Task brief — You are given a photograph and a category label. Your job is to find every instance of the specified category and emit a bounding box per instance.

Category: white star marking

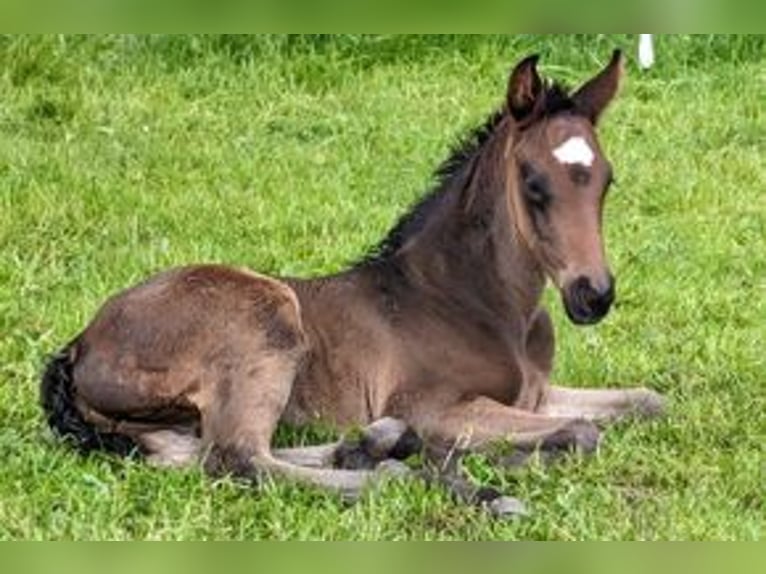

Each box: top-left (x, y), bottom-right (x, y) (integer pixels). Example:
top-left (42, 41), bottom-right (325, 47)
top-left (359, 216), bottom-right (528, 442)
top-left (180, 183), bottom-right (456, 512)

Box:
top-left (552, 136), bottom-right (595, 167)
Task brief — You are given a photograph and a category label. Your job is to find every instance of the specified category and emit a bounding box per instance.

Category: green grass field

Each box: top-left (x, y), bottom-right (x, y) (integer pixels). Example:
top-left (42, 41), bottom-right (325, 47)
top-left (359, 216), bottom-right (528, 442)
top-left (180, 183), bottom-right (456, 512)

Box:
top-left (0, 35), bottom-right (763, 540)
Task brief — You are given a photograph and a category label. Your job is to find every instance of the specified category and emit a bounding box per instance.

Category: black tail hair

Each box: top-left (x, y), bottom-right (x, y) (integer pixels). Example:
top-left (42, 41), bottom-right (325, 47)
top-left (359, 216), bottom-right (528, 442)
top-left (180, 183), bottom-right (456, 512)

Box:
top-left (40, 343), bottom-right (139, 457)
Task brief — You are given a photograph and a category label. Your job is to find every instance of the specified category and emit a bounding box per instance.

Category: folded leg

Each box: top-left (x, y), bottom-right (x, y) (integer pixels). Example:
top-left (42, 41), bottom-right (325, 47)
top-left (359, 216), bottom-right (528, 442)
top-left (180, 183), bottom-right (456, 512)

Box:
top-left (539, 386), bottom-right (665, 422)
top-left (201, 353), bottom-right (380, 499)
top-left (414, 395), bottom-right (600, 455)
top-left (273, 417), bottom-right (422, 469)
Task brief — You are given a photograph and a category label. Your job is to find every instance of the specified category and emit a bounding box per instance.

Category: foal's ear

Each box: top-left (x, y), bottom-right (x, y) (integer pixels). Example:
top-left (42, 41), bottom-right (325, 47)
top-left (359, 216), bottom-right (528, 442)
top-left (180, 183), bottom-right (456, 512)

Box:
top-left (507, 54), bottom-right (543, 123)
top-left (572, 49), bottom-right (624, 125)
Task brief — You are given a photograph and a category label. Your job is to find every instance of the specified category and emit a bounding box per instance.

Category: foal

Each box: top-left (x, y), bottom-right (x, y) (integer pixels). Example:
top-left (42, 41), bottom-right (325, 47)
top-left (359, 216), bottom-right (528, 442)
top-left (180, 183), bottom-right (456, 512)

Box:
top-left (41, 50), bottom-right (663, 499)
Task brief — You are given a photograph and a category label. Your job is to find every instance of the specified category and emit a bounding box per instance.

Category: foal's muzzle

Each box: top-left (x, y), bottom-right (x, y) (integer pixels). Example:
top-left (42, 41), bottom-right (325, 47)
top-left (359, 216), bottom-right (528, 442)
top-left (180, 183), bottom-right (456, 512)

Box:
top-left (563, 274), bottom-right (615, 325)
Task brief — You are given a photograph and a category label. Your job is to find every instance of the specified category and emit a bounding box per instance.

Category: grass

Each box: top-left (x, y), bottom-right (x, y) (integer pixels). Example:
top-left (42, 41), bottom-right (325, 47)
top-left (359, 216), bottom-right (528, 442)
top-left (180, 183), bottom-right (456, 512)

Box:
top-left (0, 34), bottom-right (763, 540)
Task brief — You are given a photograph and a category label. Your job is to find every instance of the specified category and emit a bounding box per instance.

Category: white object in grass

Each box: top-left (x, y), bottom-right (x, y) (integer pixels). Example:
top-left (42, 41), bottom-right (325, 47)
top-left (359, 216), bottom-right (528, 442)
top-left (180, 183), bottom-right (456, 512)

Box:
top-left (639, 34), bottom-right (655, 70)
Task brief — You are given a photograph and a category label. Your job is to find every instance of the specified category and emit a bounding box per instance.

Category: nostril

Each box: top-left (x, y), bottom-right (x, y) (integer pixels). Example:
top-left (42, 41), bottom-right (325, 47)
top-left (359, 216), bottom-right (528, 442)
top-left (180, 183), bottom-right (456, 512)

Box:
top-left (583, 284), bottom-right (602, 309)
top-left (571, 276), bottom-right (615, 314)
top-left (570, 277), bottom-right (595, 308)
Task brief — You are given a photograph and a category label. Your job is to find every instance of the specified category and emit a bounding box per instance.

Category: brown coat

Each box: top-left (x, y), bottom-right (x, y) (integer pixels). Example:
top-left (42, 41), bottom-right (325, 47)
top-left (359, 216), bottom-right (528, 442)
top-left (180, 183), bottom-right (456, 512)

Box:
top-left (41, 50), bottom-right (663, 500)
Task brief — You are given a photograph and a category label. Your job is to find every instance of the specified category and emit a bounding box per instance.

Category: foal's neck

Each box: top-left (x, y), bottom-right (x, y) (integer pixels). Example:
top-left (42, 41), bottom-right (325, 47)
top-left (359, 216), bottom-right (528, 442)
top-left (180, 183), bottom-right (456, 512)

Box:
top-left (381, 115), bottom-right (547, 324)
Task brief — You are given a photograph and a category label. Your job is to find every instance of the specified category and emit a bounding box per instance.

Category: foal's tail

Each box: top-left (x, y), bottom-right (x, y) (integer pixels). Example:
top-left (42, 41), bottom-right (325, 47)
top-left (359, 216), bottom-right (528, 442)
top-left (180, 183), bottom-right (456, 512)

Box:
top-left (40, 342), bottom-right (138, 457)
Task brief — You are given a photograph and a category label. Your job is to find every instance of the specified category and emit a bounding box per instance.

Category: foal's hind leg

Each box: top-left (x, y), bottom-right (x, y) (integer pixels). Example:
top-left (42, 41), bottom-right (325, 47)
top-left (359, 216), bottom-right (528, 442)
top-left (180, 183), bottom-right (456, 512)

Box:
top-left (201, 351), bottom-right (394, 499)
top-left (141, 429), bottom-right (201, 468)
top-left (274, 417), bottom-right (422, 470)
top-left (137, 413), bottom-right (419, 475)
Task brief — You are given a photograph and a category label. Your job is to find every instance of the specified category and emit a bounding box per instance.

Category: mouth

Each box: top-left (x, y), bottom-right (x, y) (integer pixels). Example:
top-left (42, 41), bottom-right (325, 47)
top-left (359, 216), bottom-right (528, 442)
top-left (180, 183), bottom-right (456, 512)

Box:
top-left (563, 298), bottom-right (608, 325)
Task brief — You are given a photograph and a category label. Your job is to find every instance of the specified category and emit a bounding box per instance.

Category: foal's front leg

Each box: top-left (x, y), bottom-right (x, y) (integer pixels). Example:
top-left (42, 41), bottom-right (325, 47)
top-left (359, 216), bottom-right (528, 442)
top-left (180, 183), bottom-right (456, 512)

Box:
top-left (413, 395), bottom-right (600, 455)
top-left (538, 386), bottom-right (665, 422)
top-left (527, 308), bottom-right (665, 423)
top-left (407, 395), bottom-right (596, 518)
top-left (405, 307), bottom-right (603, 454)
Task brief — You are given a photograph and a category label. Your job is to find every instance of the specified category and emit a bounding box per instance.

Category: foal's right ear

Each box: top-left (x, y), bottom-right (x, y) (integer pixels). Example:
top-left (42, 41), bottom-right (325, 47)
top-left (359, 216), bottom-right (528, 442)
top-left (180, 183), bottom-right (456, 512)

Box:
top-left (507, 54), bottom-right (543, 123)
top-left (572, 49), bottom-right (624, 125)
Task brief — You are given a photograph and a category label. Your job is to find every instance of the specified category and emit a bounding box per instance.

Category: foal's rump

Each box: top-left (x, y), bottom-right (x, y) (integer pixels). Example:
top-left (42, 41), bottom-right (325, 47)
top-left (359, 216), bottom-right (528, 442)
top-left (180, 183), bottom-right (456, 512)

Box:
top-left (41, 342), bottom-right (139, 455)
top-left (40, 264), bottom-right (307, 460)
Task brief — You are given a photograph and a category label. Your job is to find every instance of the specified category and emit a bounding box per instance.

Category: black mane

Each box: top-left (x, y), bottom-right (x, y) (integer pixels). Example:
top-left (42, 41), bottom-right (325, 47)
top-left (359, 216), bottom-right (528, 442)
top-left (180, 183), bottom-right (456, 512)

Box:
top-left (356, 80), bottom-right (575, 268)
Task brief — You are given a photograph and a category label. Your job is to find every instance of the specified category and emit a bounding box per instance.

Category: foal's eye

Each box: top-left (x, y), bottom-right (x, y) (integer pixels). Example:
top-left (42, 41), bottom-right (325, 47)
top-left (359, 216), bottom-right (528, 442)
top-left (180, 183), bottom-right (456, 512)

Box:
top-left (520, 164), bottom-right (551, 209)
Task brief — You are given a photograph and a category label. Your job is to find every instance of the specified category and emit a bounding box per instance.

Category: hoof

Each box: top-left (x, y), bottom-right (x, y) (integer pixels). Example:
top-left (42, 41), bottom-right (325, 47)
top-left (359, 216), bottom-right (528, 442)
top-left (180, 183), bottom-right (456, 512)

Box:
top-left (334, 417), bottom-right (422, 470)
top-left (541, 419), bottom-right (600, 454)
top-left (633, 389), bottom-right (666, 418)
top-left (334, 440), bottom-right (377, 470)
top-left (362, 417), bottom-right (423, 460)
top-left (487, 495), bottom-right (529, 519)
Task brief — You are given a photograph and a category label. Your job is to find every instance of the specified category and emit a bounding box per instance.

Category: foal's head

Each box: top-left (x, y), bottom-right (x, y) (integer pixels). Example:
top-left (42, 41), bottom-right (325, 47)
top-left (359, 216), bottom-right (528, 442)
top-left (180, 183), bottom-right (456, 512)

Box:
top-left (504, 51), bottom-right (623, 325)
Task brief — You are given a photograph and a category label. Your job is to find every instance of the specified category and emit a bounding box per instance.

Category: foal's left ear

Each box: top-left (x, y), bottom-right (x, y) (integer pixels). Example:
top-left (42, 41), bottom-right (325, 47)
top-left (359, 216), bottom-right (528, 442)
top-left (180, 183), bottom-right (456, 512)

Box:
top-left (507, 54), bottom-right (543, 123)
top-left (572, 49), bottom-right (624, 125)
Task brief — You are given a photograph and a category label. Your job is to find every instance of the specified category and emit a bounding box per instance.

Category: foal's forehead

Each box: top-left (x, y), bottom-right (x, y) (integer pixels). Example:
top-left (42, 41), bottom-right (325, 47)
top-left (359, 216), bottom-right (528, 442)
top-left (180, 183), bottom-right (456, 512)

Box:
top-left (535, 115), bottom-right (604, 169)
top-left (554, 117), bottom-right (602, 164)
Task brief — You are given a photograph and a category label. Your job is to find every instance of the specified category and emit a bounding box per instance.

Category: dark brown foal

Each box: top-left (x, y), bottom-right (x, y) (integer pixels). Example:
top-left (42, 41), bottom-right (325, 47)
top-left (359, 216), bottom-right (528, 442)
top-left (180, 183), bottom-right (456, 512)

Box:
top-left (41, 50), bottom-right (664, 508)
